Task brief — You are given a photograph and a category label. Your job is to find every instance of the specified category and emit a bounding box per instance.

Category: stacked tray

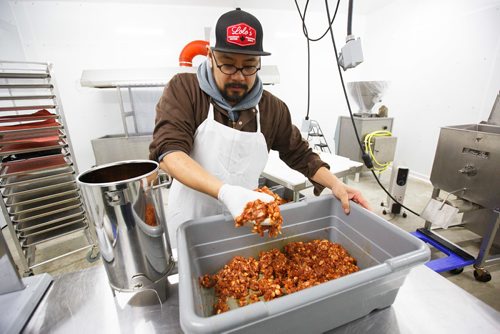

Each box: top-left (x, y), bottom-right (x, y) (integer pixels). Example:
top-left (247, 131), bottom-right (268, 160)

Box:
top-left (0, 61), bottom-right (94, 275)
top-left (1, 154), bottom-right (87, 247)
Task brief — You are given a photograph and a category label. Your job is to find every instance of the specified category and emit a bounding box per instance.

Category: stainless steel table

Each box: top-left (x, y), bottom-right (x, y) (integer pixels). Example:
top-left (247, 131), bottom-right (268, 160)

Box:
top-left (24, 265), bottom-right (500, 334)
top-left (262, 151), bottom-right (363, 201)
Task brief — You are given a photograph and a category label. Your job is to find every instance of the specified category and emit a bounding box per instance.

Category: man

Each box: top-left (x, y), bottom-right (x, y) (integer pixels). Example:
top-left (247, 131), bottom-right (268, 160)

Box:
top-left (150, 8), bottom-right (370, 246)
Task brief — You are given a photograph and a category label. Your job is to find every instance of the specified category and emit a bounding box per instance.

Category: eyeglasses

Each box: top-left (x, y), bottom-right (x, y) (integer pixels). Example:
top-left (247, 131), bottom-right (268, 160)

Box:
top-left (212, 56), bottom-right (261, 76)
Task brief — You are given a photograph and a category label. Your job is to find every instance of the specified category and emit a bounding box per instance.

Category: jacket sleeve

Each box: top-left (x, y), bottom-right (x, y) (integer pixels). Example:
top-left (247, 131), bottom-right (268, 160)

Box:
top-left (270, 101), bottom-right (330, 196)
top-left (149, 74), bottom-right (197, 162)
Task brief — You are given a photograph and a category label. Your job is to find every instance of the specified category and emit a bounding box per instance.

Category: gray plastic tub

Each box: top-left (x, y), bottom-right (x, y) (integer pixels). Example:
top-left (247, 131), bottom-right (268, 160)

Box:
top-left (177, 196), bottom-right (430, 334)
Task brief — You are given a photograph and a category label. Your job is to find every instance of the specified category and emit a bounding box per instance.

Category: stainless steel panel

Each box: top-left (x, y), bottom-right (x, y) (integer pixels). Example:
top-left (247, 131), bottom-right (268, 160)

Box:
top-left (0, 123), bottom-right (61, 134)
top-left (5, 185), bottom-right (78, 207)
top-left (20, 223), bottom-right (87, 247)
top-left (2, 175), bottom-right (76, 198)
top-left (15, 207), bottom-right (84, 232)
top-left (0, 167), bottom-right (73, 188)
top-left (487, 92), bottom-right (500, 125)
top-left (0, 142), bottom-right (66, 156)
top-left (0, 105), bottom-right (56, 112)
top-left (12, 199), bottom-right (82, 224)
top-left (0, 129), bottom-right (64, 144)
top-left (0, 72), bottom-right (50, 79)
top-left (335, 116), bottom-right (394, 164)
top-left (0, 94), bottom-right (55, 101)
top-left (7, 192), bottom-right (80, 215)
top-left (372, 136), bottom-right (397, 164)
top-left (91, 134), bottom-right (152, 165)
top-left (430, 124), bottom-right (500, 210)
top-left (18, 217), bottom-right (86, 238)
top-left (0, 231), bottom-right (25, 294)
top-left (462, 209), bottom-right (500, 248)
top-left (0, 153), bottom-right (70, 177)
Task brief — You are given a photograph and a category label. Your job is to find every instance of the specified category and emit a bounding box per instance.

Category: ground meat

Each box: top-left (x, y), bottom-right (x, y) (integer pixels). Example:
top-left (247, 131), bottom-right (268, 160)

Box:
top-left (235, 186), bottom-right (284, 238)
top-left (145, 203), bottom-right (157, 226)
top-left (200, 239), bottom-right (360, 315)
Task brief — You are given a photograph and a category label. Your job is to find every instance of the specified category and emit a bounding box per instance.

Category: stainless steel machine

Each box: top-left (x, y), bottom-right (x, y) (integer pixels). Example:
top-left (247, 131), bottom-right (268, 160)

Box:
top-left (334, 81), bottom-right (397, 171)
top-left (417, 92), bottom-right (500, 282)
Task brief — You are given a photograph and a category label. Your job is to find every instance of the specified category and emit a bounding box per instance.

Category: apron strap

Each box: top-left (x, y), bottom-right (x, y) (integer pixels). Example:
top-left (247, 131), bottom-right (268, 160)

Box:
top-left (208, 103), bottom-right (214, 120)
top-left (255, 105), bottom-right (261, 133)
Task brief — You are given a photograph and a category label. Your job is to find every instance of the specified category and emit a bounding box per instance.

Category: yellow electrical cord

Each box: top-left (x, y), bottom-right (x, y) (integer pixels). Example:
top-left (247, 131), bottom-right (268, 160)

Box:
top-left (364, 130), bottom-right (393, 172)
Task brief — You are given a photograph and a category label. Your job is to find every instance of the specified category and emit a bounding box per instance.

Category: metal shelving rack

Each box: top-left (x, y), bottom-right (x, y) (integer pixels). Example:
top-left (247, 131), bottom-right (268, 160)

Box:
top-left (0, 60), bottom-right (98, 276)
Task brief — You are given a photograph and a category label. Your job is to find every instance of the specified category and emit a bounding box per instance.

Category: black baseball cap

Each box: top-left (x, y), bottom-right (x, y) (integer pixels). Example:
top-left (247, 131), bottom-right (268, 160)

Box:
top-left (212, 8), bottom-right (271, 56)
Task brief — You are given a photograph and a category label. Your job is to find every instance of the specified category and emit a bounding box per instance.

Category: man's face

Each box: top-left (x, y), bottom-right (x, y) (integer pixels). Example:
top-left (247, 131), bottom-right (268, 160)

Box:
top-left (209, 50), bottom-right (260, 105)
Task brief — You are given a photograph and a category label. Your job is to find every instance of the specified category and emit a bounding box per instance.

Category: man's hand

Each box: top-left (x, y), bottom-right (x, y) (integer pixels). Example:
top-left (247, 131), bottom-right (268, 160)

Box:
top-left (218, 184), bottom-right (274, 220)
top-left (311, 166), bottom-right (372, 215)
top-left (331, 179), bottom-right (372, 214)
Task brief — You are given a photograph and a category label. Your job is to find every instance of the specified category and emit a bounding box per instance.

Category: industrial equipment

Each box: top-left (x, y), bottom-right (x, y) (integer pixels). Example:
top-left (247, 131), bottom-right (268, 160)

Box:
top-left (334, 81), bottom-right (397, 171)
top-left (414, 92), bottom-right (500, 282)
top-left (0, 60), bottom-right (98, 276)
top-left (0, 231), bottom-right (52, 334)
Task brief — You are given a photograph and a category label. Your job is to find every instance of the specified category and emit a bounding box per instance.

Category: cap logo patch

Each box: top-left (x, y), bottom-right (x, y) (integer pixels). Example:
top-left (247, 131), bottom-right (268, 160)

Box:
top-left (226, 23), bottom-right (256, 47)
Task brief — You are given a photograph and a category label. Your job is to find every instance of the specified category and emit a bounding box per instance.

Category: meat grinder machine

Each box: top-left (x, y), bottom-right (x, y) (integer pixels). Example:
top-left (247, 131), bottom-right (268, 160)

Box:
top-left (418, 92), bottom-right (500, 282)
top-left (334, 81), bottom-right (397, 171)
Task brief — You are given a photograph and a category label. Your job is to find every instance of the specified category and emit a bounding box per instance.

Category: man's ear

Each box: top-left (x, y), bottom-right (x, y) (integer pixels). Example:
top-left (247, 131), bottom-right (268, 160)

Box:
top-left (207, 49), bottom-right (213, 68)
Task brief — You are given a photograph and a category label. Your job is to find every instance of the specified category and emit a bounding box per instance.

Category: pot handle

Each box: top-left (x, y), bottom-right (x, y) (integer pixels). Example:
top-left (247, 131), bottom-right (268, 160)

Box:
top-left (152, 172), bottom-right (172, 191)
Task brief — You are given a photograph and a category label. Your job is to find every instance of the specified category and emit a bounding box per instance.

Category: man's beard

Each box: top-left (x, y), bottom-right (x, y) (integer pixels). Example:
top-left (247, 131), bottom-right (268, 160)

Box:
top-left (222, 83), bottom-right (248, 104)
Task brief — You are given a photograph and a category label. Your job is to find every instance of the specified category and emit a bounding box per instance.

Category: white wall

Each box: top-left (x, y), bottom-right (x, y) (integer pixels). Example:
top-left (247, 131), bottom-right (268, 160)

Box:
top-left (0, 0), bottom-right (25, 60)
top-left (357, 0), bottom-right (500, 179)
top-left (3, 0), bottom-right (360, 172)
top-left (2, 0), bottom-right (499, 179)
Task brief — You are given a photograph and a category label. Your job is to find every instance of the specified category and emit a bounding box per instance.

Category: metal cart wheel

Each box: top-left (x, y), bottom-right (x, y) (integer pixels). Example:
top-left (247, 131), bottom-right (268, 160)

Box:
top-left (86, 246), bottom-right (100, 263)
top-left (449, 268), bottom-right (464, 275)
top-left (473, 268), bottom-right (492, 282)
top-left (24, 270), bottom-right (35, 277)
top-left (402, 212), bottom-right (407, 218)
top-left (382, 210), bottom-right (387, 215)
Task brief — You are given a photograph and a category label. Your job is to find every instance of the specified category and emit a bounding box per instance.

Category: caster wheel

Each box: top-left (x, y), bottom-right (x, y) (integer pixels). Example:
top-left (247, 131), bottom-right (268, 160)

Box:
top-left (382, 210), bottom-right (387, 215)
top-left (474, 269), bottom-right (491, 282)
top-left (402, 213), bottom-right (407, 218)
top-left (380, 202), bottom-right (384, 206)
top-left (86, 248), bottom-right (100, 263)
top-left (449, 268), bottom-right (463, 275)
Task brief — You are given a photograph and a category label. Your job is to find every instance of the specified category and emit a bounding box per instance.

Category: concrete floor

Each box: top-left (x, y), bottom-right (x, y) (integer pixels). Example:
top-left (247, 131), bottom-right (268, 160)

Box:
top-left (3, 172), bottom-right (499, 312)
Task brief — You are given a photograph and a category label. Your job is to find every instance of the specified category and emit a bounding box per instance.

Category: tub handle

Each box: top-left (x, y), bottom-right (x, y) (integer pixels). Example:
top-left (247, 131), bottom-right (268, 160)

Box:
top-left (105, 189), bottom-right (129, 206)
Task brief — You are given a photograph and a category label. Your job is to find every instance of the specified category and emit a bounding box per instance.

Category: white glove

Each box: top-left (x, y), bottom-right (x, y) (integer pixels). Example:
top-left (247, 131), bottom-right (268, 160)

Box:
top-left (217, 184), bottom-right (274, 220)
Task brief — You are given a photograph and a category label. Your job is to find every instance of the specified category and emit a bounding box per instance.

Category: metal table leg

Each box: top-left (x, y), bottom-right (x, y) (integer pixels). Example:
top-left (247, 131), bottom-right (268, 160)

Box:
top-left (473, 210), bottom-right (500, 282)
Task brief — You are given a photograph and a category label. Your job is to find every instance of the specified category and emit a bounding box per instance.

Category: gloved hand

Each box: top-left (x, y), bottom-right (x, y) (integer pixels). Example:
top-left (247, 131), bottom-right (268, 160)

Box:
top-left (218, 184), bottom-right (274, 221)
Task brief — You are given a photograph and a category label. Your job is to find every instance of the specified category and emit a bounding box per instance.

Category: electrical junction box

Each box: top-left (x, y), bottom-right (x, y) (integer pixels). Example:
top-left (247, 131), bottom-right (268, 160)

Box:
top-left (335, 116), bottom-right (396, 169)
top-left (372, 136), bottom-right (397, 164)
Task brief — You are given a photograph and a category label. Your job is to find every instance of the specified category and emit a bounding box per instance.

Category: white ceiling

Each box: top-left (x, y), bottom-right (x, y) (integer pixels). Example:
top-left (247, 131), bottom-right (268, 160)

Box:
top-left (11, 0), bottom-right (396, 15)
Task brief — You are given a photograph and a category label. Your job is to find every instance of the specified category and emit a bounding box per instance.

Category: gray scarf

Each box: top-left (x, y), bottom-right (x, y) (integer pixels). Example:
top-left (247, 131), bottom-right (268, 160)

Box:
top-left (197, 59), bottom-right (263, 121)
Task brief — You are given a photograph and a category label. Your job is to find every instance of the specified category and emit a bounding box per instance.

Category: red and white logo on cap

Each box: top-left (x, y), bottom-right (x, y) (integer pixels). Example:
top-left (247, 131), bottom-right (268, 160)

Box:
top-left (226, 23), bottom-right (256, 47)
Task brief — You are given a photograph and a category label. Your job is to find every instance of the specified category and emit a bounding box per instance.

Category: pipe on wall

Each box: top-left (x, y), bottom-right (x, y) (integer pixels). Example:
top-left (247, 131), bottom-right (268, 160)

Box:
top-left (179, 40), bottom-right (209, 67)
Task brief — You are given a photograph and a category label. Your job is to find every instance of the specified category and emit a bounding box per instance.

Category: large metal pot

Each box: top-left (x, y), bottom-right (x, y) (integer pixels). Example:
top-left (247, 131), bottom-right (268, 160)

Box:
top-left (77, 160), bottom-right (174, 302)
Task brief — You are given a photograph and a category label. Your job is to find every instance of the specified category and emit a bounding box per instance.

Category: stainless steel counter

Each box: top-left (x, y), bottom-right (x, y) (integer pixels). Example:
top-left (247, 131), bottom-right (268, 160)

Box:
top-left (24, 265), bottom-right (500, 334)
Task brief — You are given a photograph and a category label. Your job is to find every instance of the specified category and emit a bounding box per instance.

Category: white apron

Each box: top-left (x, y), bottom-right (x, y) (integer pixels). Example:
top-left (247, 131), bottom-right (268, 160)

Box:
top-left (166, 104), bottom-right (268, 247)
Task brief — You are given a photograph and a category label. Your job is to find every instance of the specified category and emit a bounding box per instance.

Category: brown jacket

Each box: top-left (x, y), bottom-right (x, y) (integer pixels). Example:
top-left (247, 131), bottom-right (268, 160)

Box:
top-left (149, 73), bottom-right (328, 194)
